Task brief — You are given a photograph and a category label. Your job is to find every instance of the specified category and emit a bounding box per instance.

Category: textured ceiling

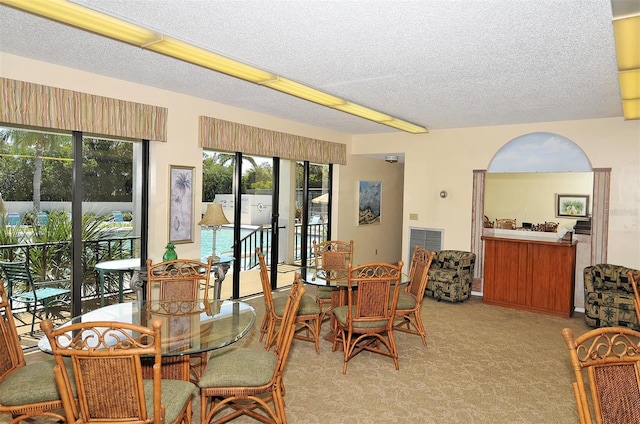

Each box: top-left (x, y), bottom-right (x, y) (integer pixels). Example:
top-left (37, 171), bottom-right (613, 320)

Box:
top-left (0, 1), bottom-right (632, 136)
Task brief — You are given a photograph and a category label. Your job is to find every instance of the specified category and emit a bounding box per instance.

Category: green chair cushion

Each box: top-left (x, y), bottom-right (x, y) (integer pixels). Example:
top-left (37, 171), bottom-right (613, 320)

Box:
top-left (395, 292), bottom-right (417, 310)
top-left (274, 293), bottom-right (320, 315)
top-left (0, 358), bottom-right (74, 406)
top-left (143, 379), bottom-right (195, 424)
top-left (198, 348), bottom-right (276, 388)
top-left (316, 286), bottom-right (332, 299)
top-left (332, 306), bottom-right (387, 329)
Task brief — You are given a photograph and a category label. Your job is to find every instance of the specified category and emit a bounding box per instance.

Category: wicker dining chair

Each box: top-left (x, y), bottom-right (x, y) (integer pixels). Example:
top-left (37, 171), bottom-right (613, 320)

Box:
top-left (199, 277), bottom-right (305, 424)
top-left (561, 326), bottom-right (640, 424)
top-left (40, 317), bottom-right (196, 424)
top-left (394, 246), bottom-right (435, 345)
top-left (256, 249), bottom-right (321, 353)
top-left (630, 270), bottom-right (640, 328)
top-left (146, 258), bottom-right (213, 382)
top-left (0, 284), bottom-right (69, 424)
top-left (332, 261), bottom-right (404, 374)
top-left (312, 239), bottom-right (354, 325)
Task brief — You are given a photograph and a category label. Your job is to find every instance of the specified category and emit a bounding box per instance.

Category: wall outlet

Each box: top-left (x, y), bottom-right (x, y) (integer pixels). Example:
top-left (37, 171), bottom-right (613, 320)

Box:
top-left (409, 213), bottom-right (418, 220)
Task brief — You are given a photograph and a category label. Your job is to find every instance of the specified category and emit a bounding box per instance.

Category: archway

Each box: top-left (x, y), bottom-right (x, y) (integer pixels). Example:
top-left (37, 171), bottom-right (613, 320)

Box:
top-left (470, 132), bottom-right (609, 312)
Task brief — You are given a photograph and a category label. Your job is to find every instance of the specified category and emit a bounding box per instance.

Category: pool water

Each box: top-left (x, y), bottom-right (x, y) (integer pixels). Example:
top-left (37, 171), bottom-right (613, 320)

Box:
top-left (200, 226), bottom-right (253, 257)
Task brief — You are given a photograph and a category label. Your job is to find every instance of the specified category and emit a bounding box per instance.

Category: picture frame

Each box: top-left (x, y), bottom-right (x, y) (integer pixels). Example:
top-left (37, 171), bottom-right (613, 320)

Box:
top-left (358, 181), bottom-right (382, 225)
top-left (556, 194), bottom-right (589, 218)
top-left (169, 165), bottom-right (195, 243)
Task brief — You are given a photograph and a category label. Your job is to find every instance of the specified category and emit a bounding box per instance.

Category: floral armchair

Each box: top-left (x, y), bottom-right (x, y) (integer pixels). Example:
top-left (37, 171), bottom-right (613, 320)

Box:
top-left (425, 250), bottom-right (476, 302)
top-left (584, 264), bottom-right (640, 331)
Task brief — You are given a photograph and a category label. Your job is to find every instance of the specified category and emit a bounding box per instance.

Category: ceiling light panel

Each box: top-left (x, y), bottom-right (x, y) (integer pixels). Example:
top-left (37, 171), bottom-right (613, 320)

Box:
top-left (0, 0), bottom-right (429, 132)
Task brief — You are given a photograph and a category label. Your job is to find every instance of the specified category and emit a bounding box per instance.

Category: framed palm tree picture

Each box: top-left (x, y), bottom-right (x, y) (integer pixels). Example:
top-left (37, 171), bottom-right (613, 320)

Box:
top-left (169, 165), bottom-right (195, 243)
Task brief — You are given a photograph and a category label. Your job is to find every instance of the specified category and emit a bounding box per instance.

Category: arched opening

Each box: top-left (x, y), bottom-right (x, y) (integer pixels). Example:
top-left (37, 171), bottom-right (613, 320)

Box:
top-left (470, 132), bottom-right (609, 313)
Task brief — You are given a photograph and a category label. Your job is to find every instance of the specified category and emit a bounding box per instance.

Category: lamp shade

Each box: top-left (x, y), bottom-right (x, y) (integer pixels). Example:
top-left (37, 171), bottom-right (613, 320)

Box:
top-left (198, 204), bottom-right (230, 226)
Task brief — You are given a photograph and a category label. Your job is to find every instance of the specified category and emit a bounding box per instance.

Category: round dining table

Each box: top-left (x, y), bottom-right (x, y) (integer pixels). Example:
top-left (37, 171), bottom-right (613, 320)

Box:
top-left (38, 299), bottom-right (256, 381)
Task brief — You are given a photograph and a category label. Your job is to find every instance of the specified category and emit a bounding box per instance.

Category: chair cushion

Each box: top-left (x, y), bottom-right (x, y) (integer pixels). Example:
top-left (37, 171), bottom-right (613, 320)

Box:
top-left (427, 269), bottom-right (458, 284)
top-left (395, 292), bottom-right (417, 311)
top-left (143, 379), bottom-right (195, 423)
top-left (274, 293), bottom-right (320, 316)
top-left (0, 358), bottom-right (74, 406)
top-left (198, 348), bottom-right (276, 388)
top-left (332, 306), bottom-right (387, 328)
top-left (316, 286), bottom-right (332, 299)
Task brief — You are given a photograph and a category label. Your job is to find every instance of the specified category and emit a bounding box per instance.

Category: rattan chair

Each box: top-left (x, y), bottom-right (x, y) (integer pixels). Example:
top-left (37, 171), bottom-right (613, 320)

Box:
top-left (312, 239), bottom-right (354, 325)
top-left (146, 258), bottom-right (213, 382)
top-left (40, 317), bottom-right (196, 424)
top-left (394, 246), bottom-right (435, 345)
top-left (256, 249), bottom-right (321, 353)
top-left (561, 326), bottom-right (640, 424)
top-left (332, 261), bottom-right (404, 374)
top-left (495, 218), bottom-right (516, 229)
top-left (199, 277), bottom-right (306, 424)
top-left (0, 283), bottom-right (68, 424)
top-left (630, 270), bottom-right (640, 327)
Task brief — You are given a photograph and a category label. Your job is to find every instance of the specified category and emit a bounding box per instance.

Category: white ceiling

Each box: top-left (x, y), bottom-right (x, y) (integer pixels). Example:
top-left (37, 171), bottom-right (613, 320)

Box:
top-left (0, 0), bottom-right (635, 140)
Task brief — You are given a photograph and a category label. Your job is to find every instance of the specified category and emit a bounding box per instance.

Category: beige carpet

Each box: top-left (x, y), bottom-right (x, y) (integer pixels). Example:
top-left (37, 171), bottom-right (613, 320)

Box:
top-left (4, 292), bottom-right (590, 423)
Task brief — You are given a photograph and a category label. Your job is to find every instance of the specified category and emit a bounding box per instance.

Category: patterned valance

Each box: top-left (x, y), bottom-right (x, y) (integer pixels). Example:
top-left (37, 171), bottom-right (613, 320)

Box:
top-left (0, 78), bottom-right (167, 141)
top-left (199, 116), bottom-right (347, 165)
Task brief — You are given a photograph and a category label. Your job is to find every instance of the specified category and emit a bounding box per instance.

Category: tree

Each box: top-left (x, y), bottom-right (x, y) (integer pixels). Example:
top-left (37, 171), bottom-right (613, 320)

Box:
top-left (0, 128), bottom-right (63, 210)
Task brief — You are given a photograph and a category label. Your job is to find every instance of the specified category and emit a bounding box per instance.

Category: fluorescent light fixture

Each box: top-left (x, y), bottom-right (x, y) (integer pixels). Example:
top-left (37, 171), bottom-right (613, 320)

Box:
top-left (613, 15), bottom-right (640, 120)
top-left (1, 0), bottom-right (159, 45)
top-left (259, 77), bottom-right (345, 106)
top-left (1, 0), bottom-right (429, 133)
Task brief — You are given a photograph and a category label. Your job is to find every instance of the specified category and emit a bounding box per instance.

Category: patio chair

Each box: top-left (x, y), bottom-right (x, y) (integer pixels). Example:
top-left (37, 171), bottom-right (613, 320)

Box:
top-left (112, 210), bottom-right (124, 222)
top-left (0, 260), bottom-right (70, 336)
top-left (6, 212), bottom-right (20, 226)
top-left (199, 278), bottom-right (305, 424)
top-left (0, 284), bottom-right (67, 424)
top-left (561, 326), bottom-right (640, 424)
top-left (40, 318), bottom-right (196, 424)
top-left (35, 212), bottom-right (48, 226)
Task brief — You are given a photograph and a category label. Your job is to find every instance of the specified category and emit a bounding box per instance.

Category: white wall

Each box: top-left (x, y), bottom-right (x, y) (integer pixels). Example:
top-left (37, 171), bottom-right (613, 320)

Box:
top-left (352, 119), bottom-right (640, 272)
top-left (484, 172), bottom-right (594, 229)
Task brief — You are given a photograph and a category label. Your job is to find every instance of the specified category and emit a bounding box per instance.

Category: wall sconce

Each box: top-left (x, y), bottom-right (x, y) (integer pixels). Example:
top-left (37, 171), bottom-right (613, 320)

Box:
top-left (385, 155), bottom-right (399, 163)
top-left (439, 190), bottom-right (448, 198)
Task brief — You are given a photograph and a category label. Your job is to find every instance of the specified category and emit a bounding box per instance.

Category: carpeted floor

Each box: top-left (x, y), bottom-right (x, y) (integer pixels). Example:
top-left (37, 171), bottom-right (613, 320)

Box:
top-left (3, 292), bottom-right (590, 423)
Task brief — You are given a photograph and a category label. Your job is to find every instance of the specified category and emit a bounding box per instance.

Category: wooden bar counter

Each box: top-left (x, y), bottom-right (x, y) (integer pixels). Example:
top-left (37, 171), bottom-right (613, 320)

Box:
top-left (482, 233), bottom-right (577, 317)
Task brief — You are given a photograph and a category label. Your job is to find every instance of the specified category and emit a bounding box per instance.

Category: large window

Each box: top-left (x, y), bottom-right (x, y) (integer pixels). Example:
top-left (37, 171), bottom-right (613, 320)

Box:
top-left (0, 126), bottom-right (143, 318)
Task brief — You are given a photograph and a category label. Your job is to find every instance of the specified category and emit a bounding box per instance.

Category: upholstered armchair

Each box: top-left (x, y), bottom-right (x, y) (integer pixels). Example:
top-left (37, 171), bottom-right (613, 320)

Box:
top-left (425, 250), bottom-right (475, 302)
top-left (584, 264), bottom-right (640, 331)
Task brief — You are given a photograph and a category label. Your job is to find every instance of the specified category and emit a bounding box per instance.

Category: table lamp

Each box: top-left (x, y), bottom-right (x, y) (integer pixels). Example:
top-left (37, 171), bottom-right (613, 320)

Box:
top-left (198, 203), bottom-right (230, 261)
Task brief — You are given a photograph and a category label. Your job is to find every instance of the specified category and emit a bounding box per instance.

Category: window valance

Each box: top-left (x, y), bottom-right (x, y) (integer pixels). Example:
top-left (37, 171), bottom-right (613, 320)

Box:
top-left (199, 116), bottom-right (347, 165)
top-left (0, 78), bottom-right (167, 141)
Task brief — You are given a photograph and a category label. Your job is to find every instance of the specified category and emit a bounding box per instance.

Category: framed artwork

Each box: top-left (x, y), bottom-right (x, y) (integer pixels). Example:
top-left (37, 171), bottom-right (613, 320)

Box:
top-left (556, 194), bottom-right (590, 218)
top-left (169, 165), bottom-right (195, 243)
top-left (358, 181), bottom-right (382, 225)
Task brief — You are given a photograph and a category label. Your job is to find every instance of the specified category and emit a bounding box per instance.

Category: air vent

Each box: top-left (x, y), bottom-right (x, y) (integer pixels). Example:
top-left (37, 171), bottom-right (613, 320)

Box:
top-left (408, 227), bottom-right (443, 264)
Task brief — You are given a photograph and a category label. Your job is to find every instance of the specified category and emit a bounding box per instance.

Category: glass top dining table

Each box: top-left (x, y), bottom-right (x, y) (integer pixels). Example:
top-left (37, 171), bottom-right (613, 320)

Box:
top-left (38, 299), bottom-right (256, 358)
top-left (301, 266), bottom-right (410, 287)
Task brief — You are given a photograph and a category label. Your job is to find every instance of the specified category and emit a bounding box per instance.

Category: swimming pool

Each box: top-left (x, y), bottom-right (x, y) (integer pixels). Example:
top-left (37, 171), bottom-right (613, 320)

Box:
top-left (200, 226), bottom-right (253, 257)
